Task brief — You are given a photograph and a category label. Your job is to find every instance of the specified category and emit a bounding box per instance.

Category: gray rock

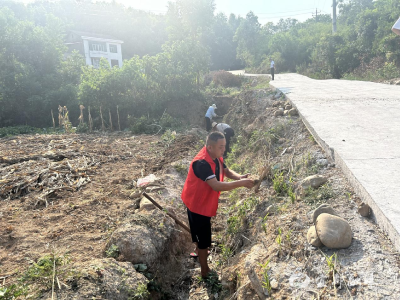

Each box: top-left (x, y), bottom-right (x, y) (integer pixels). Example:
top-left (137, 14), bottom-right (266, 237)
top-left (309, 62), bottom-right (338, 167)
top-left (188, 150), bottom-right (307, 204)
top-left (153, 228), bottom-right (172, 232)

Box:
top-left (107, 210), bottom-right (176, 265)
top-left (316, 213), bottom-right (352, 249)
top-left (358, 203), bottom-right (371, 217)
top-left (316, 158), bottom-right (328, 166)
top-left (245, 244), bottom-right (269, 299)
top-left (285, 104), bottom-right (292, 110)
top-left (286, 147), bottom-right (294, 153)
top-left (129, 191), bottom-right (142, 199)
top-left (274, 110), bottom-right (284, 117)
top-left (60, 258), bottom-right (149, 300)
top-left (313, 204), bottom-right (338, 224)
top-left (307, 226), bottom-right (323, 247)
top-left (287, 108), bottom-right (299, 116)
top-left (139, 197), bottom-right (155, 212)
top-left (301, 175), bottom-right (328, 190)
top-left (270, 279), bottom-right (279, 290)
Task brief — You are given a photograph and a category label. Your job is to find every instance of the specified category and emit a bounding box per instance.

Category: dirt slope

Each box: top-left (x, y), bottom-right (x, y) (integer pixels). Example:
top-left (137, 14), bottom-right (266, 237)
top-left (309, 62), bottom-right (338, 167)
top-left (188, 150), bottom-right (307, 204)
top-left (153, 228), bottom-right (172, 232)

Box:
top-left (1, 79), bottom-right (400, 299)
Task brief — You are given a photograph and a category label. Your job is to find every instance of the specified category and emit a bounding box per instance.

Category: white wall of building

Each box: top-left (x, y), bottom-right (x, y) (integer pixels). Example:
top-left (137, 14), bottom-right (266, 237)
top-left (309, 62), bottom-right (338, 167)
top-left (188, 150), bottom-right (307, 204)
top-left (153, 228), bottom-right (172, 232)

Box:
top-left (81, 36), bottom-right (123, 68)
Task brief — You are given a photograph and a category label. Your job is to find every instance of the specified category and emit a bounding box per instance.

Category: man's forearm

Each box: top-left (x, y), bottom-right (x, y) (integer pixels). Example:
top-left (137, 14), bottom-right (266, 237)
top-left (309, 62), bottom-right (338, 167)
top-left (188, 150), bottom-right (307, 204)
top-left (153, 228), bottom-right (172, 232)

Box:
top-left (210, 180), bottom-right (244, 192)
top-left (225, 169), bottom-right (242, 180)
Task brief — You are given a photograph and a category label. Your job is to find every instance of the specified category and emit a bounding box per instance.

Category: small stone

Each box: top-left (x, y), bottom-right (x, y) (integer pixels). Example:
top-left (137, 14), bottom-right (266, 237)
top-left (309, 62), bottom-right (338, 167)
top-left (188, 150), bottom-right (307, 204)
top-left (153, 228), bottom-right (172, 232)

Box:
top-left (139, 198), bottom-right (155, 211)
top-left (287, 108), bottom-right (299, 116)
top-left (283, 110), bottom-right (289, 116)
top-left (278, 138), bottom-right (286, 144)
top-left (274, 110), bottom-right (284, 117)
top-left (313, 204), bottom-right (338, 224)
top-left (285, 104), bottom-right (292, 110)
top-left (270, 279), bottom-right (279, 290)
top-left (316, 158), bottom-right (328, 166)
top-left (307, 226), bottom-right (323, 247)
top-left (301, 175), bottom-right (328, 190)
top-left (358, 203), bottom-right (370, 217)
top-left (316, 213), bottom-right (352, 249)
top-left (129, 192), bottom-right (142, 199)
top-left (286, 147), bottom-right (294, 153)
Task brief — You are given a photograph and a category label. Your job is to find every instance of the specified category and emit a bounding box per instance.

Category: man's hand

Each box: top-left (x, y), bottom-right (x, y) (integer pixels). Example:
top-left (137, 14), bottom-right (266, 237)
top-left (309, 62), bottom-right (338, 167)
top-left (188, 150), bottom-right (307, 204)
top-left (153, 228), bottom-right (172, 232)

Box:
top-left (239, 173), bottom-right (250, 179)
top-left (240, 178), bottom-right (255, 189)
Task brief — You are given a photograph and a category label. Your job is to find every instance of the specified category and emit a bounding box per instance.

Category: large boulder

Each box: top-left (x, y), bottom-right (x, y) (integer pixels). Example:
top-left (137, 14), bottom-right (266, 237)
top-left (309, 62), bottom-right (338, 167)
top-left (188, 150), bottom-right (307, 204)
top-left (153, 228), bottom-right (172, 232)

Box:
top-left (307, 226), bottom-right (323, 247)
top-left (313, 204), bottom-right (337, 224)
top-left (315, 213), bottom-right (352, 249)
top-left (56, 258), bottom-right (149, 300)
top-left (107, 210), bottom-right (177, 266)
top-left (301, 175), bottom-right (328, 190)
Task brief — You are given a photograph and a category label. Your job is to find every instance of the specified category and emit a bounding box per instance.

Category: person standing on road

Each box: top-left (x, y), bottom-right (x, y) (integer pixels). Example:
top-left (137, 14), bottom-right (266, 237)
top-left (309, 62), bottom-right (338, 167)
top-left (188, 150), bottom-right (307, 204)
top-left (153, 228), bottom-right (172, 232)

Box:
top-left (205, 104), bottom-right (218, 132)
top-left (181, 132), bottom-right (254, 278)
top-left (270, 58), bottom-right (275, 81)
top-left (211, 122), bottom-right (234, 157)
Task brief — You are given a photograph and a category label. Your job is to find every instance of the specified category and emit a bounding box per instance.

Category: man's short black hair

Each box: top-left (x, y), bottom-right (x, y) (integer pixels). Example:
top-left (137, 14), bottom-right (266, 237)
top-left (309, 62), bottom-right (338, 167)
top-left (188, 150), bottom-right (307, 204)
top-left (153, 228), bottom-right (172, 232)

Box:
top-left (206, 132), bottom-right (225, 146)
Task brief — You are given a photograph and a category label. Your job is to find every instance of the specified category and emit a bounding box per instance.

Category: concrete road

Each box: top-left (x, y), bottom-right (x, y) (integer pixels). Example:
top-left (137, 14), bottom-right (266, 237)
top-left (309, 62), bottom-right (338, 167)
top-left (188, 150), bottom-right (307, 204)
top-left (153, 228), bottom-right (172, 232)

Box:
top-left (267, 73), bottom-right (400, 251)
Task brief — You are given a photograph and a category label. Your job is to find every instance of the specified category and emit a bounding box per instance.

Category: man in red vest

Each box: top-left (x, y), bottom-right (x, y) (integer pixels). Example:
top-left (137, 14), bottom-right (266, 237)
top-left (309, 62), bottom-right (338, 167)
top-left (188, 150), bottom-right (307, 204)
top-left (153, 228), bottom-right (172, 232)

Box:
top-left (181, 132), bottom-right (254, 278)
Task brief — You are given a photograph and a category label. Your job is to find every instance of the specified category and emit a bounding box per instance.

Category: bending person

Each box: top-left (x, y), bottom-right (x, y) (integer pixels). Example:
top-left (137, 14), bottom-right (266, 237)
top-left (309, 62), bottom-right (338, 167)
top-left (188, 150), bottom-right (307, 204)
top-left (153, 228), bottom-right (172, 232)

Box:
top-left (212, 122), bottom-right (234, 157)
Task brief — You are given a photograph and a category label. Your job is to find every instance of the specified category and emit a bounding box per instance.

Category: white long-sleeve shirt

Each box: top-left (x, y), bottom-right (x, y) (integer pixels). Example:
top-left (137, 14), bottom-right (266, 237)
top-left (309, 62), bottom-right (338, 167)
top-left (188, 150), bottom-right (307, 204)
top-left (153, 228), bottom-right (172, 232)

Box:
top-left (393, 17), bottom-right (400, 36)
top-left (215, 123), bottom-right (231, 132)
top-left (205, 106), bottom-right (217, 119)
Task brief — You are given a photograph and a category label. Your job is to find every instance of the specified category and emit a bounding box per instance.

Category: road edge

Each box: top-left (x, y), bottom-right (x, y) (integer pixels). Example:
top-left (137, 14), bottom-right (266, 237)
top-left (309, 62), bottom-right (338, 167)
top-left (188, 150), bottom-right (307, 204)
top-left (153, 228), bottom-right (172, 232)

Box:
top-left (270, 84), bottom-right (400, 252)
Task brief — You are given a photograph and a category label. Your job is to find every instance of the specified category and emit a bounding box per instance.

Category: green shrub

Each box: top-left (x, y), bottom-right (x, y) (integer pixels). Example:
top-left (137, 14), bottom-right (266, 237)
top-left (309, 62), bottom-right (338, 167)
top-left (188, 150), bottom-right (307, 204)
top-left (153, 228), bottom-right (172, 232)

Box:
top-left (76, 123), bottom-right (89, 133)
top-left (160, 113), bottom-right (181, 129)
top-left (128, 116), bottom-right (156, 134)
top-left (0, 284), bottom-right (28, 300)
top-left (106, 244), bottom-right (120, 258)
top-left (0, 126), bottom-right (43, 137)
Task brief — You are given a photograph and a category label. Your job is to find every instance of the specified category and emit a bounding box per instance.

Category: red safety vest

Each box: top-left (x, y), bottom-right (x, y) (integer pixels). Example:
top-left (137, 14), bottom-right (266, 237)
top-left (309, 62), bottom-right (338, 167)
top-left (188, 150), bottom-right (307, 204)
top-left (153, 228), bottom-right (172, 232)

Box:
top-left (181, 146), bottom-right (224, 217)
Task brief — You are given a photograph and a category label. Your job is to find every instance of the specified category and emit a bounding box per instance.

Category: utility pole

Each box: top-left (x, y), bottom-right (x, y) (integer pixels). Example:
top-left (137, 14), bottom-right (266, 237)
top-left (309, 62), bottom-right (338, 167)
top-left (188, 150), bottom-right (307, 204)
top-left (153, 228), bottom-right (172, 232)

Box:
top-left (312, 8), bottom-right (321, 22)
top-left (332, 0), bottom-right (337, 33)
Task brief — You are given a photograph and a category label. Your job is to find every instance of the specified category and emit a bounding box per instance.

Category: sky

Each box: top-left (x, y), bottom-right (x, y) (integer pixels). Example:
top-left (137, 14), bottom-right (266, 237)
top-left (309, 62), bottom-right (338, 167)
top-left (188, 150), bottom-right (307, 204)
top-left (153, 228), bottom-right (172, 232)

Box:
top-left (19, 0), bottom-right (335, 24)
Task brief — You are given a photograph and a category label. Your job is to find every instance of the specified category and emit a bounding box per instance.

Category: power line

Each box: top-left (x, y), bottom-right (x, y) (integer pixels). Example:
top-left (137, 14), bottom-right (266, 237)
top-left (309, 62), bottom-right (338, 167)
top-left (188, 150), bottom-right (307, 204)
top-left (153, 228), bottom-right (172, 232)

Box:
top-left (257, 12), bottom-right (313, 20)
top-left (254, 8), bottom-right (315, 16)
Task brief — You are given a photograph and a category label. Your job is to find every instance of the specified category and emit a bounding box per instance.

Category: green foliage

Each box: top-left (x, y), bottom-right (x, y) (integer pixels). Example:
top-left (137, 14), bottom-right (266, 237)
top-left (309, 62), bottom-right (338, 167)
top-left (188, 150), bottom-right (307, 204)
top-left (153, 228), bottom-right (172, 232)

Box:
top-left (304, 183), bottom-right (335, 205)
top-left (272, 172), bottom-right (288, 195)
top-left (258, 259), bottom-right (272, 295)
top-left (130, 283), bottom-right (150, 300)
top-left (21, 253), bottom-right (70, 291)
top-left (233, 0), bottom-right (400, 81)
top-left (0, 126), bottom-right (44, 137)
top-left (161, 129), bottom-right (176, 148)
top-left (0, 284), bottom-right (28, 300)
top-left (106, 244), bottom-right (120, 258)
top-left (76, 123), bottom-right (89, 133)
top-left (196, 270), bottom-right (222, 294)
top-left (173, 162), bottom-right (188, 175)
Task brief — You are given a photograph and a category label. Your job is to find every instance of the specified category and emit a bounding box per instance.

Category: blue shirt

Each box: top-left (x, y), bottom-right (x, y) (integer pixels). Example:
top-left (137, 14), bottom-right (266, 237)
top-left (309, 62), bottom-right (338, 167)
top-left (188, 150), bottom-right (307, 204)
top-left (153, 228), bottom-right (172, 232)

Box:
top-left (205, 106), bottom-right (217, 119)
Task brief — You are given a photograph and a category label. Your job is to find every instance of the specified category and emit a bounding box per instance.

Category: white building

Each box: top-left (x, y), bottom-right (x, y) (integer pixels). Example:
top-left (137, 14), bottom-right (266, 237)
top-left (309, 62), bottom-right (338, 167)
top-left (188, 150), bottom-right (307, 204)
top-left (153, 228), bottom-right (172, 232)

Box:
top-left (65, 30), bottom-right (124, 68)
